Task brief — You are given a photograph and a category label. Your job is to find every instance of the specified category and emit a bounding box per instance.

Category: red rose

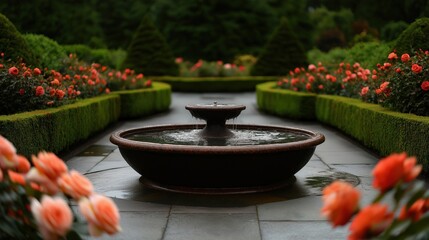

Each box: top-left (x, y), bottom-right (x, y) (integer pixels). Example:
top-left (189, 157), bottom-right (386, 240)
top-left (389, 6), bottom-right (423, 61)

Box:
top-left (33, 68), bottom-right (42, 76)
top-left (35, 86), bottom-right (45, 96)
top-left (412, 64), bottom-right (422, 74)
top-left (19, 89), bottom-right (25, 95)
top-left (401, 54), bottom-right (410, 62)
top-left (421, 81), bottom-right (429, 91)
top-left (8, 67), bottom-right (19, 76)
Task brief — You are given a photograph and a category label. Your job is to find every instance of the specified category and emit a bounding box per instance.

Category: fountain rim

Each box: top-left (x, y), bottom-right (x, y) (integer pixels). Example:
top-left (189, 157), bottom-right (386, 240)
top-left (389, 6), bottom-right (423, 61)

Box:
top-left (110, 124), bottom-right (325, 154)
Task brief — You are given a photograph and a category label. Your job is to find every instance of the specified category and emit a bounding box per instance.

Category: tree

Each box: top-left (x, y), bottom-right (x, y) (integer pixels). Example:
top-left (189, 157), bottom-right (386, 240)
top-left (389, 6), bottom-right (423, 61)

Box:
top-left (251, 18), bottom-right (308, 76)
top-left (0, 14), bottom-right (38, 66)
top-left (122, 16), bottom-right (178, 76)
top-left (152, 0), bottom-right (277, 61)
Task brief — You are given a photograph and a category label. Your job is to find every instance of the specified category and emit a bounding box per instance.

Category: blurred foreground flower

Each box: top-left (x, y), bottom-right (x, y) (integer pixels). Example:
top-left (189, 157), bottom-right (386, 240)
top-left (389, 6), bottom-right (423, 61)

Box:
top-left (0, 135), bottom-right (121, 239)
top-left (321, 152), bottom-right (429, 239)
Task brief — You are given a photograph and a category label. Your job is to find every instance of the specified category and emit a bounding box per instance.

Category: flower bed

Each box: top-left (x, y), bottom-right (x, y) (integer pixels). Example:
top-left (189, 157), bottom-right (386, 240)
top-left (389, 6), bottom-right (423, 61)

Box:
top-left (256, 82), bottom-right (429, 171)
top-left (0, 82), bottom-right (171, 157)
top-left (152, 76), bottom-right (278, 92)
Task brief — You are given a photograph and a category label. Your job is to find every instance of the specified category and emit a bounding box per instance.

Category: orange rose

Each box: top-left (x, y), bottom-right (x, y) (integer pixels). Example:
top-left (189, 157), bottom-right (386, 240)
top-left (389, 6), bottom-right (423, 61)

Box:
top-left (58, 170), bottom-right (93, 200)
top-left (8, 170), bottom-right (26, 185)
top-left (322, 181), bottom-right (360, 227)
top-left (399, 199), bottom-right (427, 222)
top-left (372, 153), bottom-right (421, 192)
top-left (31, 196), bottom-right (73, 240)
top-left (15, 155), bottom-right (30, 173)
top-left (32, 152), bottom-right (68, 181)
top-left (0, 135), bottom-right (18, 169)
top-left (349, 204), bottom-right (393, 240)
top-left (388, 52), bottom-right (398, 60)
top-left (79, 194), bottom-right (121, 236)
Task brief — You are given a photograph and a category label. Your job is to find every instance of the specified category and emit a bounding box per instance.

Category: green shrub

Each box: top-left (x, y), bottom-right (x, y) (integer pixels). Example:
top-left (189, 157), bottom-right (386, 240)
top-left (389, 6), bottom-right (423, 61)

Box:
top-left (251, 18), bottom-right (308, 76)
top-left (344, 42), bottom-right (391, 69)
top-left (307, 48), bottom-right (348, 69)
top-left (24, 34), bottom-right (67, 70)
top-left (0, 14), bottom-right (38, 66)
top-left (394, 18), bottom-right (429, 55)
top-left (63, 44), bottom-right (93, 61)
top-left (316, 95), bottom-right (429, 171)
top-left (63, 45), bottom-right (127, 69)
top-left (381, 21), bottom-right (409, 42)
top-left (122, 16), bottom-right (178, 76)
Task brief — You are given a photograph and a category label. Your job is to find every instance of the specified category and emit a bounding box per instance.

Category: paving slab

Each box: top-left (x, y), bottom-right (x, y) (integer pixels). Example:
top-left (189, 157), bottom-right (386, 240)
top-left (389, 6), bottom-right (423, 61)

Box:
top-left (98, 212), bottom-right (168, 240)
top-left (257, 196), bottom-right (324, 221)
top-left (260, 221), bottom-right (348, 240)
top-left (65, 156), bottom-right (104, 174)
top-left (164, 213), bottom-right (260, 240)
top-left (317, 151), bottom-right (378, 165)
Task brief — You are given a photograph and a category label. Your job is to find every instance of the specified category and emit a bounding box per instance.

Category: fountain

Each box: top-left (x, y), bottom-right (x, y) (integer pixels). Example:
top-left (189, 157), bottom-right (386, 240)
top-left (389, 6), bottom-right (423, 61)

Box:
top-left (110, 102), bottom-right (325, 194)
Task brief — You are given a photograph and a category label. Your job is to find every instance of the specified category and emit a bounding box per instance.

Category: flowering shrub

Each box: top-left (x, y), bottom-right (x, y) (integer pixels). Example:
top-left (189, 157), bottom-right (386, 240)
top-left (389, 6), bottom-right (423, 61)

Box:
top-left (367, 50), bottom-right (429, 116)
top-left (321, 152), bottom-right (429, 239)
top-left (0, 135), bottom-right (121, 239)
top-left (0, 53), bottom-right (152, 115)
top-left (175, 58), bottom-right (250, 77)
top-left (276, 62), bottom-right (372, 98)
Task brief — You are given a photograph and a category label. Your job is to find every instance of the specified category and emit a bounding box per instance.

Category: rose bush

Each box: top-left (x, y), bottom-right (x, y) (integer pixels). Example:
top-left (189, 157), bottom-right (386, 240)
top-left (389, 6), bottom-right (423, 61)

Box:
top-left (321, 152), bottom-right (429, 239)
top-left (0, 135), bottom-right (121, 239)
top-left (0, 53), bottom-right (152, 115)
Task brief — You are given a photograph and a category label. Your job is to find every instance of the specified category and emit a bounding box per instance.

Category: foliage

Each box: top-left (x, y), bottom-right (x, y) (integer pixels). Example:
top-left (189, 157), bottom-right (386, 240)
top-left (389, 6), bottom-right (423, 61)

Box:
top-left (394, 18), bottom-right (429, 55)
top-left (24, 34), bottom-right (67, 70)
top-left (0, 14), bottom-right (38, 66)
top-left (322, 153), bottom-right (429, 239)
top-left (381, 21), bottom-right (409, 42)
top-left (307, 48), bottom-right (348, 69)
top-left (371, 50), bottom-right (429, 116)
top-left (122, 16), bottom-right (178, 76)
top-left (344, 42), bottom-right (391, 69)
top-left (309, 7), bottom-right (354, 51)
top-left (63, 45), bottom-right (127, 69)
top-left (0, 135), bottom-right (121, 239)
top-left (152, 0), bottom-right (277, 61)
top-left (251, 18), bottom-right (308, 76)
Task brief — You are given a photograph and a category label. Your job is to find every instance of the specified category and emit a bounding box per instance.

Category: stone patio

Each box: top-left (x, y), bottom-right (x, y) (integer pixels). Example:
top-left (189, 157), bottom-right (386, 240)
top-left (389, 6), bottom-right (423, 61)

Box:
top-left (62, 92), bottom-right (379, 240)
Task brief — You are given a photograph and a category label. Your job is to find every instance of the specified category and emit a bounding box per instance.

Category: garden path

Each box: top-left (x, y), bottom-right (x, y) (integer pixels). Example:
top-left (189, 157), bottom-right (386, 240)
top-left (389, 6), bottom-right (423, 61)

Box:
top-left (64, 92), bottom-right (379, 240)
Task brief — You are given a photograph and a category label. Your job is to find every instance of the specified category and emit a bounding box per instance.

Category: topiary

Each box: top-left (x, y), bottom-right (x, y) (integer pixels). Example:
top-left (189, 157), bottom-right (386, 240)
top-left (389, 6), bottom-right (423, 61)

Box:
top-left (394, 18), bottom-right (429, 55)
top-left (381, 21), bottom-right (409, 42)
top-left (251, 18), bottom-right (308, 76)
top-left (122, 16), bottom-right (178, 76)
top-left (0, 13), bottom-right (38, 66)
top-left (24, 34), bottom-right (67, 70)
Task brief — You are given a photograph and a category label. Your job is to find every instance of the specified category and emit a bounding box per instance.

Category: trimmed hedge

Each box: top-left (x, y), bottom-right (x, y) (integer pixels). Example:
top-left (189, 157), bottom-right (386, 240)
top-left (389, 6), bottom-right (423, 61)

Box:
top-left (0, 83), bottom-right (172, 156)
top-left (152, 76), bottom-right (278, 92)
top-left (116, 82), bottom-right (171, 119)
top-left (256, 83), bottom-right (429, 171)
top-left (256, 82), bottom-right (316, 120)
top-left (316, 95), bottom-right (429, 171)
top-left (0, 95), bottom-right (121, 157)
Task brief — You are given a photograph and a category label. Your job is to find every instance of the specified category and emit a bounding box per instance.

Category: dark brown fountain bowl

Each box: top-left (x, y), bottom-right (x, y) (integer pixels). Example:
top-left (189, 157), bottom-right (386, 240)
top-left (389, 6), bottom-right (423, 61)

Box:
top-left (110, 124), bottom-right (325, 194)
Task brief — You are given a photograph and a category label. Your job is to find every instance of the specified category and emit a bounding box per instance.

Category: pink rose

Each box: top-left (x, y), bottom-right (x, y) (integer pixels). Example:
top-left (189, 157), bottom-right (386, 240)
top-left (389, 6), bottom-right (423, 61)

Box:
top-left (79, 194), bottom-right (121, 236)
top-left (58, 170), bottom-right (93, 200)
top-left (31, 196), bottom-right (73, 240)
